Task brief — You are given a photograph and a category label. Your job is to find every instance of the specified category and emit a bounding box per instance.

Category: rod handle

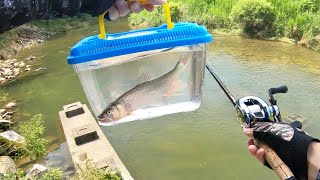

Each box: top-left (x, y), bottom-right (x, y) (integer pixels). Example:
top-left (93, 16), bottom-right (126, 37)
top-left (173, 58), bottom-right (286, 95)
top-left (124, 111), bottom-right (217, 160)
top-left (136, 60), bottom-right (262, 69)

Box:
top-left (257, 141), bottom-right (296, 180)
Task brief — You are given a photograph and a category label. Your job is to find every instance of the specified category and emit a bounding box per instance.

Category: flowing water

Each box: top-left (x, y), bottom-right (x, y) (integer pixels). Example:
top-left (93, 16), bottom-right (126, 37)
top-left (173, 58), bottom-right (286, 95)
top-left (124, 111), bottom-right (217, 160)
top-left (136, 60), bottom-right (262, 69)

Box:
top-left (2, 19), bottom-right (320, 179)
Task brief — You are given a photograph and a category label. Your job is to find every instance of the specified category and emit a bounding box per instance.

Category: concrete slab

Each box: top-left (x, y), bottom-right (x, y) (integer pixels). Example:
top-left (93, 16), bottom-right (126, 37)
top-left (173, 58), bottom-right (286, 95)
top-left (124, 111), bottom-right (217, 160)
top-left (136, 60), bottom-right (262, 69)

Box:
top-left (59, 102), bottom-right (133, 180)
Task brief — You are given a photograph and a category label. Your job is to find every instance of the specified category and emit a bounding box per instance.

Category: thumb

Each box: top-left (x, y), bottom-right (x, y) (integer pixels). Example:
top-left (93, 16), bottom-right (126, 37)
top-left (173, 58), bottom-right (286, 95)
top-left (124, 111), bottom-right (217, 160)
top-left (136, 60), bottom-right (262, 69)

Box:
top-left (243, 127), bottom-right (254, 138)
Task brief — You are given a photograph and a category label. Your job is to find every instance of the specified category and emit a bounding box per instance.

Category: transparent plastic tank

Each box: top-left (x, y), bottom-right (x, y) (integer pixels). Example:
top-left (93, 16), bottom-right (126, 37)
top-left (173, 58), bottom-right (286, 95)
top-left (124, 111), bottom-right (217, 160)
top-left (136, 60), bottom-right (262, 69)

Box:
top-left (73, 44), bottom-right (207, 126)
top-left (68, 21), bottom-right (212, 126)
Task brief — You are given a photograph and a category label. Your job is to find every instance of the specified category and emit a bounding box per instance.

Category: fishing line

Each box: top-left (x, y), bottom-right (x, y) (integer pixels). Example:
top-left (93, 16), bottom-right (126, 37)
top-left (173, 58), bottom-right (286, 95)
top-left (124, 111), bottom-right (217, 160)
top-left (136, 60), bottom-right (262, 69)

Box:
top-left (206, 64), bottom-right (231, 91)
top-left (205, 64), bottom-right (236, 105)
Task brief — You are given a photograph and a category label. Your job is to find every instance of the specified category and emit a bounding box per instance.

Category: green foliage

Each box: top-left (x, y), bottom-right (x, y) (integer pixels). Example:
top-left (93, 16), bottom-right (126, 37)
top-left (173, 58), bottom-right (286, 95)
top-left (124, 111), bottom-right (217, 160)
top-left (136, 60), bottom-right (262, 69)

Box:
top-left (18, 114), bottom-right (48, 160)
top-left (268, 0), bottom-right (320, 47)
top-left (0, 113), bottom-right (48, 160)
top-left (129, 2), bottom-right (182, 27)
top-left (0, 170), bottom-right (25, 179)
top-left (77, 168), bottom-right (120, 180)
top-left (76, 161), bottom-right (121, 180)
top-left (0, 30), bottom-right (17, 52)
top-left (0, 91), bottom-right (9, 104)
top-left (299, 0), bottom-right (319, 12)
top-left (0, 168), bottom-right (63, 180)
top-left (129, 0), bottom-right (320, 51)
top-left (42, 168), bottom-right (63, 180)
top-left (31, 13), bottom-right (96, 34)
top-left (162, 0), bottom-right (237, 29)
top-left (230, 0), bottom-right (276, 37)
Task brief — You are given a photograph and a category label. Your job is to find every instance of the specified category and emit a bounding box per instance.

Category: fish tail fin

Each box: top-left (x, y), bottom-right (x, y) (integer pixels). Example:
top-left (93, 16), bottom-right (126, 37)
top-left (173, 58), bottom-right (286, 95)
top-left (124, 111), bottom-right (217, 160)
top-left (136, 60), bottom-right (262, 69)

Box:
top-left (163, 52), bottom-right (193, 96)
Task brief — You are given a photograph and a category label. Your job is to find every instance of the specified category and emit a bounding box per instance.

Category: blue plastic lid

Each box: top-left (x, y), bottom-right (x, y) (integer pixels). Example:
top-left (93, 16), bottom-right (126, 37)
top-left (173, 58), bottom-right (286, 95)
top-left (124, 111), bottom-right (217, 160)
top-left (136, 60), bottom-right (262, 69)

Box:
top-left (67, 22), bottom-right (213, 64)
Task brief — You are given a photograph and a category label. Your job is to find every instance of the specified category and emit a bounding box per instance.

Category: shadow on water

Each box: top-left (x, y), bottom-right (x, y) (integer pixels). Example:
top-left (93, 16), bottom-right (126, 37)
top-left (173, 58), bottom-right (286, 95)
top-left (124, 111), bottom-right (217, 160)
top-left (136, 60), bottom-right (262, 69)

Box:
top-left (2, 19), bottom-right (320, 179)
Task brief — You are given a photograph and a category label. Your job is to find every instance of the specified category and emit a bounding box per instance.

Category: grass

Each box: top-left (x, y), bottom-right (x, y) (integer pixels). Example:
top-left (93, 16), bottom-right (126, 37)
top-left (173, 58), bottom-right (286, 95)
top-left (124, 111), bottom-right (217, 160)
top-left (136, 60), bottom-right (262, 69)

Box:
top-left (129, 0), bottom-right (320, 51)
top-left (42, 167), bottom-right (64, 180)
top-left (74, 160), bottom-right (121, 180)
top-left (0, 114), bottom-right (48, 160)
top-left (17, 114), bottom-right (48, 160)
top-left (31, 13), bottom-right (96, 34)
top-left (129, 2), bottom-right (182, 27)
top-left (0, 167), bottom-right (63, 179)
top-left (1, 164), bottom-right (120, 180)
top-left (0, 91), bottom-right (9, 104)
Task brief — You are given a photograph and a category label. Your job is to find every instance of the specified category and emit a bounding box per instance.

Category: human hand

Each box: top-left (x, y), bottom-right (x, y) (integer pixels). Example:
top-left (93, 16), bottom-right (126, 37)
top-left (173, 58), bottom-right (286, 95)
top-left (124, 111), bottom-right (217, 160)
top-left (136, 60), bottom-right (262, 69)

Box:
top-left (108, 0), bottom-right (167, 20)
top-left (243, 122), bottom-right (319, 179)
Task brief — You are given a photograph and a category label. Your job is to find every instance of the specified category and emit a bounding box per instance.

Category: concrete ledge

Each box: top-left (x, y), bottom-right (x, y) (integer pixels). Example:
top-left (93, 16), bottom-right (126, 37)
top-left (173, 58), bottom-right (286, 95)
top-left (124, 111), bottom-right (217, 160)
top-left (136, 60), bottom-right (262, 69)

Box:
top-left (59, 102), bottom-right (134, 180)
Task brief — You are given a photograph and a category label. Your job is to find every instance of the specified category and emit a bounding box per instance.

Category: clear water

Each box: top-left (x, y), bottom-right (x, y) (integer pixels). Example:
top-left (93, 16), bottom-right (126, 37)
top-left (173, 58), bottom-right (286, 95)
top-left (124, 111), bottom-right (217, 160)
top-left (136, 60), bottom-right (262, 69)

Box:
top-left (75, 46), bottom-right (206, 126)
top-left (1, 19), bottom-right (320, 179)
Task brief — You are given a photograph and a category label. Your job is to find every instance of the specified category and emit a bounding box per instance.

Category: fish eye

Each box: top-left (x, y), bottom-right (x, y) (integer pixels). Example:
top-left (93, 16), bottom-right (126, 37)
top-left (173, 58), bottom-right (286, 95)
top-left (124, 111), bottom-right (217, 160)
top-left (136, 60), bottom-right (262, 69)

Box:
top-left (107, 111), bottom-right (111, 114)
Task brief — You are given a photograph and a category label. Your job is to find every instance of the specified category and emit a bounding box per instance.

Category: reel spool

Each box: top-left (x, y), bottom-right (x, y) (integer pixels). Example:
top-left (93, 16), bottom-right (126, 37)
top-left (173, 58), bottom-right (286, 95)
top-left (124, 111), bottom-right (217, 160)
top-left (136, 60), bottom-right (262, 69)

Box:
top-left (236, 85), bottom-right (288, 127)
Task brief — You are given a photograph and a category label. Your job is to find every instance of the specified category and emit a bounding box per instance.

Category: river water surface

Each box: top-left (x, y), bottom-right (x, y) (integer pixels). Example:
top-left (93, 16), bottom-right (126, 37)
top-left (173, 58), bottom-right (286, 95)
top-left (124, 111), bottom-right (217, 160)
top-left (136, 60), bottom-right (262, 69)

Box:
top-left (3, 19), bottom-right (320, 179)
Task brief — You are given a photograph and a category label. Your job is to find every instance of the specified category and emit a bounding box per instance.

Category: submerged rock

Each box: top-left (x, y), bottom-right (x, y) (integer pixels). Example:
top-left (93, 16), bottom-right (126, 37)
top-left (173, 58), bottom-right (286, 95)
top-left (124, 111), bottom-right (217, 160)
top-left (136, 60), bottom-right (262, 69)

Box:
top-left (1, 111), bottom-right (14, 120)
top-left (0, 156), bottom-right (16, 175)
top-left (13, 62), bottom-right (20, 67)
top-left (0, 131), bottom-right (25, 144)
top-left (2, 111), bottom-right (15, 120)
top-left (44, 142), bottom-right (75, 178)
top-left (0, 109), bottom-right (5, 115)
top-left (35, 67), bottom-right (47, 71)
top-left (19, 62), bottom-right (26, 68)
top-left (3, 69), bottom-right (12, 76)
top-left (5, 102), bottom-right (16, 109)
top-left (5, 76), bottom-right (15, 80)
top-left (13, 68), bottom-right (20, 76)
top-left (0, 54), bottom-right (8, 61)
top-left (0, 119), bottom-right (11, 124)
top-left (26, 164), bottom-right (48, 180)
top-left (25, 56), bottom-right (36, 61)
top-left (0, 77), bottom-right (6, 84)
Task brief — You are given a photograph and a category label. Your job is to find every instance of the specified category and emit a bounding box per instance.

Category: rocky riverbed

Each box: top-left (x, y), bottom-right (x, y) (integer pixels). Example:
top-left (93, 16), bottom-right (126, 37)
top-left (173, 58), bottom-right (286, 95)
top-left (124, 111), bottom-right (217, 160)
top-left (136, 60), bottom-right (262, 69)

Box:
top-left (0, 55), bottom-right (47, 86)
top-left (0, 101), bottom-right (16, 125)
top-left (0, 99), bottom-right (67, 179)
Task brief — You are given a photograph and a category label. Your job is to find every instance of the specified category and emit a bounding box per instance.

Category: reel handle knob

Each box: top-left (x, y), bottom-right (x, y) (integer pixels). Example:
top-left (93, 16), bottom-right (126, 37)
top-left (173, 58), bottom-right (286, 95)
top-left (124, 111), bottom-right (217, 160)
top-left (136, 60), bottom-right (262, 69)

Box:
top-left (269, 85), bottom-right (288, 95)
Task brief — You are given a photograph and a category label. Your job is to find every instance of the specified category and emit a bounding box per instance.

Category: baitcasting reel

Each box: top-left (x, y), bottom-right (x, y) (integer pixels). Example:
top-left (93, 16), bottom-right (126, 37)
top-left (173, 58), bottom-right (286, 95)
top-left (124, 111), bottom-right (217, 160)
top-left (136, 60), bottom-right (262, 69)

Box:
top-left (235, 85), bottom-right (288, 127)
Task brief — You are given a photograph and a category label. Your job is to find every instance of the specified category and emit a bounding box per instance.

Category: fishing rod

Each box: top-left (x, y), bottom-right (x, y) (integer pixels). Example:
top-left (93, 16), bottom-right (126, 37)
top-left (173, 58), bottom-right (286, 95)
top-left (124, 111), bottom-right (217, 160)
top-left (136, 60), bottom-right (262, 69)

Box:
top-left (205, 64), bottom-right (296, 180)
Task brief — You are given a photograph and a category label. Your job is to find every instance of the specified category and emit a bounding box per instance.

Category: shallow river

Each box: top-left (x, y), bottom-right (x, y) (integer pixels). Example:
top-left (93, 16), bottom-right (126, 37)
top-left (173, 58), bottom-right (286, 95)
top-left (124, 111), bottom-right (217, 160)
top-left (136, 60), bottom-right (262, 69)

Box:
top-left (3, 19), bottom-right (320, 179)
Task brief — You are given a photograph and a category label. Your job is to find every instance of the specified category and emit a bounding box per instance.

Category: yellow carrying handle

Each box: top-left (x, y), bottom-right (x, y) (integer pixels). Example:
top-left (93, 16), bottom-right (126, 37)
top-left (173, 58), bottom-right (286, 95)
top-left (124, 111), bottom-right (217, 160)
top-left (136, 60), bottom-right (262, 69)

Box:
top-left (98, 11), bottom-right (108, 39)
top-left (98, 1), bottom-right (174, 40)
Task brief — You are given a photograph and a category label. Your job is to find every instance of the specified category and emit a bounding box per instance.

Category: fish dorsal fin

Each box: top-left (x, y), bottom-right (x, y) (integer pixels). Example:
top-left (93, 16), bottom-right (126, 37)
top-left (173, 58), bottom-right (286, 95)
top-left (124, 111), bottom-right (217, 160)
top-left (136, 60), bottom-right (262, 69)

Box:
top-left (137, 67), bottom-right (156, 83)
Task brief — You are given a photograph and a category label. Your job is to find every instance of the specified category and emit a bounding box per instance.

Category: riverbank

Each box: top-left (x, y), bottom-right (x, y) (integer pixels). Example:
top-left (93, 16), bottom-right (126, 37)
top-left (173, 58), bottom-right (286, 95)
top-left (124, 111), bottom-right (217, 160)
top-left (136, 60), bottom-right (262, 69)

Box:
top-left (0, 92), bottom-right (61, 179)
top-left (0, 13), bottom-right (96, 61)
top-left (0, 13), bottom-right (96, 87)
top-left (129, 0), bottom-right (320, 52)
